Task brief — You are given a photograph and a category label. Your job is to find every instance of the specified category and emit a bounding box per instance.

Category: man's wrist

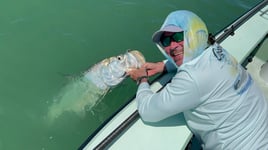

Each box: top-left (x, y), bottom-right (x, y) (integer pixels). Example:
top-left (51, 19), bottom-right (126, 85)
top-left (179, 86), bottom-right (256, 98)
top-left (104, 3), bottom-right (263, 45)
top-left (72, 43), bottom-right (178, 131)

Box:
top-left (137, 76), bottom-right (148, 84)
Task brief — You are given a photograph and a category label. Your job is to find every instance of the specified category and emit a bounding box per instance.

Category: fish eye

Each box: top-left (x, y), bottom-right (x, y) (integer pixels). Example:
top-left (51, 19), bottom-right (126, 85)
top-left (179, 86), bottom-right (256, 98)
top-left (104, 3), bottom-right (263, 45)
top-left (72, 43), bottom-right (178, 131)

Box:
top-left (117, 56), bottom-right (123, 61)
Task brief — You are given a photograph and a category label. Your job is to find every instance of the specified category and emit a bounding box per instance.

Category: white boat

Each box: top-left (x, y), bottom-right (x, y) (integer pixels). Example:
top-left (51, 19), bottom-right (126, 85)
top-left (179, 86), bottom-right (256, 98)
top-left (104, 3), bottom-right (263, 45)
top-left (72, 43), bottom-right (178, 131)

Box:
top-left (80, 1), bottom-right (268, 149)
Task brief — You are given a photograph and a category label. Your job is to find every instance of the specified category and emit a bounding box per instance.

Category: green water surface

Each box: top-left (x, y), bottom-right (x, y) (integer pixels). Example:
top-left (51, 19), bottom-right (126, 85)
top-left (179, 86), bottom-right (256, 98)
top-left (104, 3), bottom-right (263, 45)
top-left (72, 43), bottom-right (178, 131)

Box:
top-left (0, 0), bottom-right (263, 149)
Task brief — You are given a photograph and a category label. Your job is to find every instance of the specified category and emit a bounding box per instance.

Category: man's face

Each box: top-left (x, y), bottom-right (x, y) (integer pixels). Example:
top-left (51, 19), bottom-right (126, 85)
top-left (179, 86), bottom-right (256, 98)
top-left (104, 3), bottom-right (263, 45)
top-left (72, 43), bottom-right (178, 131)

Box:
top-left (160, 32), bottom-right (184, 66)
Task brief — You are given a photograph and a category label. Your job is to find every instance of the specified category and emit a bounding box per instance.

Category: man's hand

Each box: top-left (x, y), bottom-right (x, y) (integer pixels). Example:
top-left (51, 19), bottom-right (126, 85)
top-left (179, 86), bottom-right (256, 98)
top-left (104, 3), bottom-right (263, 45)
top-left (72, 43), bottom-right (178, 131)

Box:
top-left (127, 67), bottom-right (148, 82)
top-left (127, 62), bottom-right (166, 84)
top-left (143, 62), bottom-right (165, 76)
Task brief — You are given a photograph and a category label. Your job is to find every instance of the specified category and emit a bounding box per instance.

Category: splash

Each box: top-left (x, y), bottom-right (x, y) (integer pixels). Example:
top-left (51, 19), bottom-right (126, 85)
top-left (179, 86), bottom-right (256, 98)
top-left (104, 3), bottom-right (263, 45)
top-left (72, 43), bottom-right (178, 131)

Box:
top-left (46, 76), bottom-right (108, 123)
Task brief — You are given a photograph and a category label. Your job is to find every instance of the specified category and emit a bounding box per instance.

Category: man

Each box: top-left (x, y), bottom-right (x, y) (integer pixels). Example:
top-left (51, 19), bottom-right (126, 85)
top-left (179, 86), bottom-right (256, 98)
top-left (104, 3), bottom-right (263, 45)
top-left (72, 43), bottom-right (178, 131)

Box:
top-left (128, 10), bottom-right (268, 149)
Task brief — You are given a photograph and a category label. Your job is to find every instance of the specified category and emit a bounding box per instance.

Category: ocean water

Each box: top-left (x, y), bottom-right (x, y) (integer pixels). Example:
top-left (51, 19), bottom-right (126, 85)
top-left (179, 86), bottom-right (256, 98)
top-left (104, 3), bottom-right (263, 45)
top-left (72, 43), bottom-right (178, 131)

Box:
top-left (0, 0), bottom-right (263, 149)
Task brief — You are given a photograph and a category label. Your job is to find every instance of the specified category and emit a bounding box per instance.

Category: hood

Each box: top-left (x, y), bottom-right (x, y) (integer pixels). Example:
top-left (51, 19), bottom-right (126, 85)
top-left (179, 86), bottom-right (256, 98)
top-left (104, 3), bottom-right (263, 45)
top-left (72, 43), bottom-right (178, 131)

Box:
top-left (153, 10), bottom-right (208, 66)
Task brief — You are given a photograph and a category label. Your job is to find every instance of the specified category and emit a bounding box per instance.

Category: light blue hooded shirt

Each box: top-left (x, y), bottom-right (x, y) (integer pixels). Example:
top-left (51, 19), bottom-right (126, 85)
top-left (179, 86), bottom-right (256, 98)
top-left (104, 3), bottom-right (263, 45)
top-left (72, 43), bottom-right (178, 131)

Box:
top-left (136, 10), bottom-right (268, 149)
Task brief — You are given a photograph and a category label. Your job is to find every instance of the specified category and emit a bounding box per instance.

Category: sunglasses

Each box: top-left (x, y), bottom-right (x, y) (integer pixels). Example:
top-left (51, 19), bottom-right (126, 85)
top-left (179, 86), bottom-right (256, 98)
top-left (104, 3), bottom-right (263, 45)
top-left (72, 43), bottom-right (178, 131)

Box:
top-left (160, 32), bottom-right (184, 47)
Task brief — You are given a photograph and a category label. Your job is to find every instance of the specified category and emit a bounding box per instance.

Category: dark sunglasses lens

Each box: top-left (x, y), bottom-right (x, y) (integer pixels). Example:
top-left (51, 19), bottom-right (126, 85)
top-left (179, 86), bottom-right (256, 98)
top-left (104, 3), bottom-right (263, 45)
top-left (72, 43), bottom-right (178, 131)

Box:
top-left (161, 37), bottom-right (171, 47)
top-left (173, 32), bottom-right (184, 42)
top-left (160, 32), bottom-right (184, 47)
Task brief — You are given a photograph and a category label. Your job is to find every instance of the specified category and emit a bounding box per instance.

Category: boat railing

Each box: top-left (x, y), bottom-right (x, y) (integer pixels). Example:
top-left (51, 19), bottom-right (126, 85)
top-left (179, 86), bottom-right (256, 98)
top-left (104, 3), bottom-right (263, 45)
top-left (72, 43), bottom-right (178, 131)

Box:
top-left (215, 0), bottom-right (268, 44)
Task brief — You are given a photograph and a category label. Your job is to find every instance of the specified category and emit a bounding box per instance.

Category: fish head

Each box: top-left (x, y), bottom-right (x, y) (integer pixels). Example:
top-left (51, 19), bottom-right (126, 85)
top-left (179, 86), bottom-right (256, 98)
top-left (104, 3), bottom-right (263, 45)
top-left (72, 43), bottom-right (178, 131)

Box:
top-left (100, 50), bottom-right (145, 87)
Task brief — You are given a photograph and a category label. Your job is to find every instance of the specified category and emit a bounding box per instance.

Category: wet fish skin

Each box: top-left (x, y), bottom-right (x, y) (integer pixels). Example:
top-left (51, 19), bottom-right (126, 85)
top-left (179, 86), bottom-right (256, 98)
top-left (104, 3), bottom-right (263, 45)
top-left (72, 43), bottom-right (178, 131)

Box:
top-left (84, 50), bottom-right (145, 90)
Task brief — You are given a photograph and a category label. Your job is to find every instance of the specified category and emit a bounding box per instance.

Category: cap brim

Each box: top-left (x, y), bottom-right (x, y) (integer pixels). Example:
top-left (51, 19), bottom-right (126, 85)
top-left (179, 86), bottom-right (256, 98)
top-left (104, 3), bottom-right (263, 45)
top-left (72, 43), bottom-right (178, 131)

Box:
top-left (152, 25), bottom-right (183, 43)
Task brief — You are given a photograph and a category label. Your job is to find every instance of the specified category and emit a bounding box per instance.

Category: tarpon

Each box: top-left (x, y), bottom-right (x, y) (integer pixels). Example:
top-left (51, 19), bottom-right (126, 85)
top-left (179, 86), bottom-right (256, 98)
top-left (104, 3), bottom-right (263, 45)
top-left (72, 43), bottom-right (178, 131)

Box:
top-left (46, 50), bottom-right (145, 123)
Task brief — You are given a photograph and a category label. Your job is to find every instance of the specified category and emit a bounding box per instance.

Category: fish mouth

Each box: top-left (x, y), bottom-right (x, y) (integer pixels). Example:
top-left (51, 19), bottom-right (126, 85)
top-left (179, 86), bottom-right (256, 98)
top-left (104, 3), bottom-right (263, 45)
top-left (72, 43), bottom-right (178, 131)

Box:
top-left (125, 50), bottom-right (146, 70)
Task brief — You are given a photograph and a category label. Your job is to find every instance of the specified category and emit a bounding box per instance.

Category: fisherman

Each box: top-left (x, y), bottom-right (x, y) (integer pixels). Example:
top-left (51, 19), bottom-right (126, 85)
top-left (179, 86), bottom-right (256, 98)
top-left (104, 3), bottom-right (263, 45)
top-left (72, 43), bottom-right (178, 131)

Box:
top-left (128, 10), bottom-right (268, 149)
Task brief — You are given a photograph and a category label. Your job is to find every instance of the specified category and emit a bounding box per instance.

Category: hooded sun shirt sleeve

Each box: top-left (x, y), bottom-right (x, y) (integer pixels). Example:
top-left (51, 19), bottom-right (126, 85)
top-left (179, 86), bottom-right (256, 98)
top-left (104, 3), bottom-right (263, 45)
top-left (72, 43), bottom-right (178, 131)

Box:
top-left (137, 70), bottom-right (201, 122)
